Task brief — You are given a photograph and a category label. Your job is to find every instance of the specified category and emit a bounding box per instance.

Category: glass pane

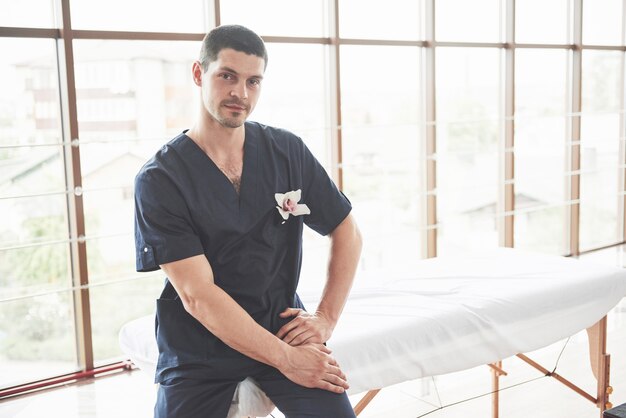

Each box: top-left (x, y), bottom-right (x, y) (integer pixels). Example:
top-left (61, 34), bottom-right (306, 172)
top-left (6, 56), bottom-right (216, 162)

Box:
top-left (515, 205), bottom-right (569, 254)
top-left (0, 292), bottom-right (77, 388)
top-left (436, 0), bottom-right (501, 42)
top-left (0, 37), bottom-right (71, 303)
top-left (516, 0), bottom-right (568, 44)
top-left (73, 39), bottom-right (198, 218)
top-left (582, 51), bottom-right (622, 113)
top-left (0, 146), bottom-right (66, 198)
top-left (299, 230), bottom-right (330, 293)
top-left (0, 242), bottom-right (70, 301)
top-left (85, 234), bottom-right (136, 285)
top-left (0, 37), bottom-right (73, 295)
top-left (436, 48), bottom-right (501, 255)
top-left (579, 112), bottom-right (620, 250)
top-left (0, 194), bottom-right (69, 247)
top-left (579, 139), bottom-right (620, 250)
top-left (339, 0), bottom-right (422, 40)
top-left (340, 45), bottom-right (423, 271)
top-left (80, 142), bottom-right (152, 193)
top-left (580, 51), bottom-right (622, 250)
top-left (583, 0), bottom-right (623, 45)
top-left (73, 40), bottom-right (198, 144)
top-left (79, 144), bottom-right (147, 249)
top-left (0, 38), bottom-right (63, 147)
top-left (91, 275), bottom-right (163, 364)
top-left (70, 0), bottom-right (205, 32)
top-left (0, 0), bottom-right (56, 28)
top-left (514, 49), bottom-right (568, 254)
top-left (341, 46), bottom-right (421, 135)
top-left (250, 44), bottom-right (329, 163)
top-left (220, 0), bottom-right (327, 38)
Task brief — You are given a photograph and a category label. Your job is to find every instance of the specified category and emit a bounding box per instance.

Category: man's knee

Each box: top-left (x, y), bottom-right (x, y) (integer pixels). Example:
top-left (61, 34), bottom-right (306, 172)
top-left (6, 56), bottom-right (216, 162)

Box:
top-left (276, 390), bottom-right (356, 418)
top-left (257, 374), bottom-right (356, 418)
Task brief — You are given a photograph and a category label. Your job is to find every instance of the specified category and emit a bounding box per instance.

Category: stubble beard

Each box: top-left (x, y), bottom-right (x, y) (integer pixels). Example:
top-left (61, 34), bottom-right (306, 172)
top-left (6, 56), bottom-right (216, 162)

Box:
top-left (219, 114), bottom-right (245, 128)
top-left (212, 101), bottom-right (250, 129)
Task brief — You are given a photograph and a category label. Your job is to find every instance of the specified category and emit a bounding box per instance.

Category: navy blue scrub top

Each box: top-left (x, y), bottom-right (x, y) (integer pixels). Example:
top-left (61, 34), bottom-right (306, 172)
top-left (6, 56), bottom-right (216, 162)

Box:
top-left (134, 121), bottom-right (352, 383)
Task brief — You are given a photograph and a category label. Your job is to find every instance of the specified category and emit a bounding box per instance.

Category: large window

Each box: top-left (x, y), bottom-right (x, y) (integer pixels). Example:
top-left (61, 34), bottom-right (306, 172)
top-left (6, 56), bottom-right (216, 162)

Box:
top-left (340, 45), bottom-right (423, 273)
top-left (436, 0), bottom-right (501, 42)
top-left (516, 0), bottom-right (568, 44)
top-left (339, 0), bottom-right (422, 40)
top-left (0, 38), bottom-right (76, 387)
top-left (580, 50), bottom-right (623, 251)
top-left (72, 39), bottom-right (199, 363)
top-left (0, 1), bottom-right (56, 28)
top-left (70, 0), bottom-right (206, 33)
top-left (436, 48), bottom-right (500, 255)
top-left (2, 0), bottom-right (626, 393)
top-left (220, 0), bottom-right (328, 38)
top-left (514, 49), bottom-right (569, 254)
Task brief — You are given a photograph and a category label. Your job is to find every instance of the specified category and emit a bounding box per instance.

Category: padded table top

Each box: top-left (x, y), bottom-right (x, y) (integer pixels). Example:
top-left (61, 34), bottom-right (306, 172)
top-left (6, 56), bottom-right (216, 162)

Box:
top-left (120, 248), bottom-right (626, 395)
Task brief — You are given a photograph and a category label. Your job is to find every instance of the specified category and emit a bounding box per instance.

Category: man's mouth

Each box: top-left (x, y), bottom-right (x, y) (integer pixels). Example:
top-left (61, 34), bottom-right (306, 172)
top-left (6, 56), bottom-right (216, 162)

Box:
top-left (223, 102), bottom-right (247, 112)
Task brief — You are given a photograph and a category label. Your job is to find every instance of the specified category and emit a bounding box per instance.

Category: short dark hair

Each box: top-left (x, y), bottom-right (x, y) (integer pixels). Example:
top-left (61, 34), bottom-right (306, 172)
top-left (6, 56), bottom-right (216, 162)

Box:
top-left (199, 24), bottom-right (268, 71)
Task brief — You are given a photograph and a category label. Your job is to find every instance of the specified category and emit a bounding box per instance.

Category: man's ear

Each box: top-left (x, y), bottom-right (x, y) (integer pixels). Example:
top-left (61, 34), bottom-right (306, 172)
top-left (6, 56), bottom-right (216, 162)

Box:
top-left (192, 61), bottom-right (203, 87)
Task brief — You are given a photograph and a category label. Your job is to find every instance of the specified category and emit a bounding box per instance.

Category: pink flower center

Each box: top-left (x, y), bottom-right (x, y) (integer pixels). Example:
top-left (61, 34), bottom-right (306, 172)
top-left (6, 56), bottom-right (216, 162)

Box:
top-left (282, 199), bottom-right (297, 212)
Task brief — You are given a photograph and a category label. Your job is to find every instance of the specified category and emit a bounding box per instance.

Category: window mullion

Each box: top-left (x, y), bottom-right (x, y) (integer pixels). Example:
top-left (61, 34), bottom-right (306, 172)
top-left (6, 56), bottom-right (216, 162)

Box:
top-left (55, 0), bottom-right (94, 372)
top-left (568, 0), bottom-right (583, 256)
top-left (500, 0), bottom-right (515, 248)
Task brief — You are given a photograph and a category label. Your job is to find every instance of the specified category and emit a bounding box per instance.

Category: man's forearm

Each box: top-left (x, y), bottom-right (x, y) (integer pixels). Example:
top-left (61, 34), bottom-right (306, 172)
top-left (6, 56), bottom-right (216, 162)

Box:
top-left (169, 261), bottom-right (349, 391)
top-left (162, 255), bottom-right (289, 368)
top-left (316, 214), bottom-right (362, 326)
top-left (184, 282), bottom-right (292, 369)
top-left (187, 284), bottom-right (351, 392)
top-left (161, 255), bottom-right (349, 393)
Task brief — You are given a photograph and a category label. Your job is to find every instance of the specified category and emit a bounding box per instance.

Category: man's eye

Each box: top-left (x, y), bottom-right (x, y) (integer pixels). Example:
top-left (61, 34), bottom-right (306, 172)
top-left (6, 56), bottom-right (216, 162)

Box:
top-left (249, 79), bottom-right (261, 87)
top-left (220, 73), bottom-right (234, 80)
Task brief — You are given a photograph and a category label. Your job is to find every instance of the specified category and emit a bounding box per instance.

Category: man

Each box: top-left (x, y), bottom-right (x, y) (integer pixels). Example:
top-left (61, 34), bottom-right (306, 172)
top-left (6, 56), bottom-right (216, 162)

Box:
top-left (134, 24), bottom-right (362, 418)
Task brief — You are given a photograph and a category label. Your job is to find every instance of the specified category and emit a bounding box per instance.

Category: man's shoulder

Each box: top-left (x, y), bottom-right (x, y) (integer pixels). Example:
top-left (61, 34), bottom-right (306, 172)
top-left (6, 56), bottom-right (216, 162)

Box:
top-left (247, 121), bottom-right (303, 146)
top-left (135, 131), bottom-right (188, 183)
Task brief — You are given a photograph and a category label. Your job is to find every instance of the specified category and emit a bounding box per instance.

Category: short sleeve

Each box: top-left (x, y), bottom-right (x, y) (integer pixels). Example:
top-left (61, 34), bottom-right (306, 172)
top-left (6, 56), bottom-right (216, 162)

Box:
top-left (299, 142), bottom-right (352, 236)
top-left (134, 169), bottom-right (204, 272)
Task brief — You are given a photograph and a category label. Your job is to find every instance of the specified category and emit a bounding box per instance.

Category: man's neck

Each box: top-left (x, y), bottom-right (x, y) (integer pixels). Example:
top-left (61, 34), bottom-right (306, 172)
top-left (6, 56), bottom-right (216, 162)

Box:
top-left (187, 117), bottom-right (245, 160)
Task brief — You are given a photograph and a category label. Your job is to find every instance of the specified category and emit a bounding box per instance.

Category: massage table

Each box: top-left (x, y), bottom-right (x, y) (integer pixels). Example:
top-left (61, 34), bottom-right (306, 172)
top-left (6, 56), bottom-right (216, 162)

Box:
top-left (119, 248), bottom-right (626, 417)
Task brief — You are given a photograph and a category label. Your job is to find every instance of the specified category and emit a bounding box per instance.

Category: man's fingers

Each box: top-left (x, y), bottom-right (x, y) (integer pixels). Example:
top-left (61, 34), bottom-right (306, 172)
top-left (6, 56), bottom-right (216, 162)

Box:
top-left (317, 381), bottom-right (346, 394)
top-left (276, 312), bottom-right (312, 340)
top-left (277, 311), bottom-right (331, 345)
top-left (316, 344), bottom-right (332, 354)
top-left (327, 356), bottom-right (339, 366)
top-left (324, 372), bottom-right (350, 390)
top-left (278, 318), bottom-right (323, 345)
top-left (286, 330), bottom-right (310, 346)
top-left (276, 318), bottom-right (301, 339)
top-left (281, 344), bottom-right (348, 395)
top-left (283, 328), bottom-right (308, 345)
top-left (278, 308), bottom-right (302, 318)
top-left (327, 364), bottom-right (347, 382)
top-left (314, 368), bottom-right (349, 394)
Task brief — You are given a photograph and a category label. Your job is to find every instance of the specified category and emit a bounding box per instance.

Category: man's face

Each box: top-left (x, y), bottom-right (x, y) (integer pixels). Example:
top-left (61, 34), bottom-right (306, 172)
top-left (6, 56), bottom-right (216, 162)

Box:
top-left (200, 48), bottom-right (265, 129)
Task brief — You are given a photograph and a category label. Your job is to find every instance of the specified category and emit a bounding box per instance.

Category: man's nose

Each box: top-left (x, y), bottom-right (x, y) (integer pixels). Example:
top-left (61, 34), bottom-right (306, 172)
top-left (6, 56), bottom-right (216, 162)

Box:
top-left (230, 82), bottom-right (248, 99)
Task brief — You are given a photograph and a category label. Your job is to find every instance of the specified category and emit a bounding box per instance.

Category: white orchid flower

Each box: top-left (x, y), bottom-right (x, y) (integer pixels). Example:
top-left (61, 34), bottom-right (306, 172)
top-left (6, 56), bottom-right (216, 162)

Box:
top-left (275, 189), bottom-right (311, 221)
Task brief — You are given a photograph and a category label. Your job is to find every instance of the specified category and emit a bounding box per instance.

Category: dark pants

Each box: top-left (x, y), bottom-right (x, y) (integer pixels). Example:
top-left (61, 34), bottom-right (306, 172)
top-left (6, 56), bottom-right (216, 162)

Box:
top-left (155, 369), bottom-right (357, 418)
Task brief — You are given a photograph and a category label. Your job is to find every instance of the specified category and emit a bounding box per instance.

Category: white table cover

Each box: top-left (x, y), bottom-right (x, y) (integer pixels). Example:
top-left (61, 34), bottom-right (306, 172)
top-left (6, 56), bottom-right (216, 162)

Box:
top-left (119, 248), bottom-right (626, 414)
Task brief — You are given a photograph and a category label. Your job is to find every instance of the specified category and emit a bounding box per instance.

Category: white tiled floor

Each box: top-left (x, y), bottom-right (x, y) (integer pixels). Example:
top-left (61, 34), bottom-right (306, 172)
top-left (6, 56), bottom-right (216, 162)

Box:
top-left (2, 247), bottom-right (625, 418)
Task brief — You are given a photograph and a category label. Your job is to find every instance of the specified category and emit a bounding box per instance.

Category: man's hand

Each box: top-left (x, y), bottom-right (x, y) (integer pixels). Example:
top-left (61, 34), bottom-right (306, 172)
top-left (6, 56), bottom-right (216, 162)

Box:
top-left (276, 308), bottom-right (334, 346)
top-left (280, 343), bottom-right (349, 393)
